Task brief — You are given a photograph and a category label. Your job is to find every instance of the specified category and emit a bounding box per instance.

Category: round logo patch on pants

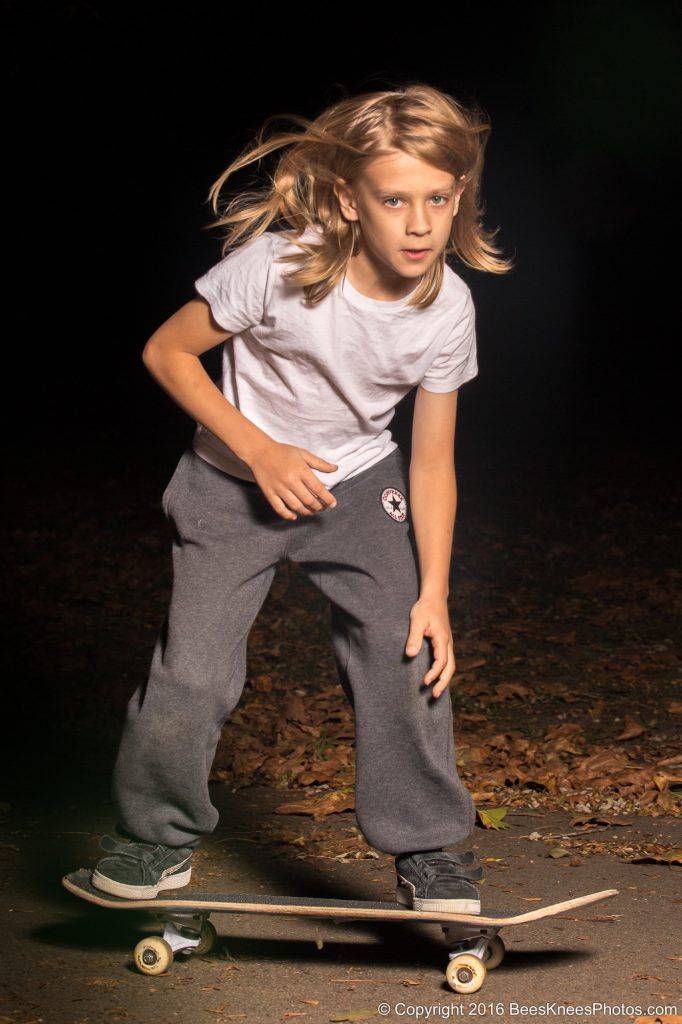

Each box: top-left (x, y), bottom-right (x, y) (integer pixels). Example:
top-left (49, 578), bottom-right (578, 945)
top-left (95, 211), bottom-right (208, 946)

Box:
top-left (381, 486), bottom-right (407, 522)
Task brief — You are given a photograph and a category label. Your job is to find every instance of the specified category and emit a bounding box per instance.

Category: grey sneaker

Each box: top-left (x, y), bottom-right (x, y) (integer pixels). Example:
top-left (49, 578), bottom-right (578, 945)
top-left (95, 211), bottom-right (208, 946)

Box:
top-left (90, 834), bottom-right (195, 899)
top-left (395, 849), bottom-right (483, 914)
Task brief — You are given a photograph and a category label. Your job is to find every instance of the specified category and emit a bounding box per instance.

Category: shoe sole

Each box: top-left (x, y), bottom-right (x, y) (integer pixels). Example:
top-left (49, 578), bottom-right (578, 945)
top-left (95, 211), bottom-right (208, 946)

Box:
top-left (396, 881), bottom-right (481, 915)
top-left (90, 865), bottom-right (192, 900)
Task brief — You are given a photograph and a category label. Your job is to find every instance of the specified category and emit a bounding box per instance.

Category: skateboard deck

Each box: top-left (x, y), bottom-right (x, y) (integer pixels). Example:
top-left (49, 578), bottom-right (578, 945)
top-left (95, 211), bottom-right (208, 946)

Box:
top-left (62, 869), bottom-right (619, 992)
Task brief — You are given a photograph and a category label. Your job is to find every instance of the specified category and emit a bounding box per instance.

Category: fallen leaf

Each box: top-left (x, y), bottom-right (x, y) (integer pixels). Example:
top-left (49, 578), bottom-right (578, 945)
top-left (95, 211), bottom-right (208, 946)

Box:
top-left (275, 789), bottom-right (355, 821)
top-left (456, 656), bottom-right (488, 672)
top-left (494, 682), bottom-right (532, 700)
top-left (634, 1016), bottom-right (682, 1024)
top-left (329, 1013), bottom-right (377, 1022)
top-left (654, 772), bottom-right (682, 791)
top-left (658, 753), bottom-right (682, 766)
top-left (573, 748), bottom-right (630, 777)
top-left (476, 806), bottom-right (511, 830)
top-left (570, 814), bottom-right (632, 829)
top-left (626, 848), bottom-right (682, 865)
top-left (457, 745), bottom-right (491, 765)
top-left (546, 629), bottom-right (577, 645)
top-left (616, 715), bottom-right (647, 740)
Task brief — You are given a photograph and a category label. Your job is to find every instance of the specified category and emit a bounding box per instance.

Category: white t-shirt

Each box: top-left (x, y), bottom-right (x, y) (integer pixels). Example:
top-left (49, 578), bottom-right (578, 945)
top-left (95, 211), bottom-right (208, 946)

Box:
top-left (192, 225), bottom-right (478, 488)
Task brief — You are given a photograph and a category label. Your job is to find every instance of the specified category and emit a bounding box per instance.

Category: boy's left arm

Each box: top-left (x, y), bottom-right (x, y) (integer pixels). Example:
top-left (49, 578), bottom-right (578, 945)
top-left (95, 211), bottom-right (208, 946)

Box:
top-left (405, 384), bottom-right (460, 698)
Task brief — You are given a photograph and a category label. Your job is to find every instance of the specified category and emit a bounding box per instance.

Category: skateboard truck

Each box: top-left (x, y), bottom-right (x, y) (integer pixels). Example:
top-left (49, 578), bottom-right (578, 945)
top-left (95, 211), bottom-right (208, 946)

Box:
top-left (441, 923), bottom-right (506, 993)
top-left (152, 912), bottom-right (206, 953)
top-left (136, 911), bottom-right (218, 973)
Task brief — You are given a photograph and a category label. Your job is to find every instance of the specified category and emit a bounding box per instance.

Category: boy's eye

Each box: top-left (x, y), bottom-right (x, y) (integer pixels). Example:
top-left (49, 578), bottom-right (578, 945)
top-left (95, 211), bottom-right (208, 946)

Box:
top-left (383, 196), bottom-right (449, 208)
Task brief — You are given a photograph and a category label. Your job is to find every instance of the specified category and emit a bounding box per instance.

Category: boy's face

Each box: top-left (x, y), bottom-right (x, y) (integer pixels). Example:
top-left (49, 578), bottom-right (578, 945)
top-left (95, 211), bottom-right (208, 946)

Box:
top-left (333, 151), bottom-right (466, 292)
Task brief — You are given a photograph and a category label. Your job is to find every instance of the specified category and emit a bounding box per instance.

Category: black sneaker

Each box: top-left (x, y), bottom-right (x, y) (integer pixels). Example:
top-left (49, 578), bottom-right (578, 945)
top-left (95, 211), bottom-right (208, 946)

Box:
top-left (90, 834), bottom-right (195, 899)
top-left (395, 849), bottom-right (483, 914)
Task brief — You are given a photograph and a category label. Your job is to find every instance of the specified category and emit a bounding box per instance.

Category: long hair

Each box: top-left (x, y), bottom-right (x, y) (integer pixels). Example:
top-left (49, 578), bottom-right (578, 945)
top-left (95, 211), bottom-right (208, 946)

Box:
top-left (200, 83), bottom-right (513, 311)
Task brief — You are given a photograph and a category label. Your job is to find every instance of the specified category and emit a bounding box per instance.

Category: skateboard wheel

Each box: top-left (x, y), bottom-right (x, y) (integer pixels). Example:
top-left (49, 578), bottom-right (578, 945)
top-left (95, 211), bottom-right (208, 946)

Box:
top-left (445, 953), bottom-right (487, 994)
top-left (133, 936), bottom-right (174, 976)
top-left (192, 920), bottom-right (218, 956)
top-left (484, 935), bottom-right (505, 970)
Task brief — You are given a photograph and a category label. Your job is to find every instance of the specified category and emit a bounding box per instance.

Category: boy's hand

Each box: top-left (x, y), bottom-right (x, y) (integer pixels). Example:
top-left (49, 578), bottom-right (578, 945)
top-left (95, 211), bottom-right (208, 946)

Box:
top-left (248, 440), bottom-right (338, 521)
top-left (405, 595), bottom-right (455, 698)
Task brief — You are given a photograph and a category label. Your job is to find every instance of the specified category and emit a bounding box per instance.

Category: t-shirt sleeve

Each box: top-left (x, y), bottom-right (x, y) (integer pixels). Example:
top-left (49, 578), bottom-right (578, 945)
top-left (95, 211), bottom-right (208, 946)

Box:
top-left (193, 231), bottom-right (275, 333)
top-left (419, 288), bottom-right (478, 393)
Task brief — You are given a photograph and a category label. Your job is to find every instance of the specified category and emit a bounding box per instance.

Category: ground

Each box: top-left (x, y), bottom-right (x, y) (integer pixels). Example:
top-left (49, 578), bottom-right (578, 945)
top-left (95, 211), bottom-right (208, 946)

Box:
top-left (1, 429), bottom-right (680, 1022)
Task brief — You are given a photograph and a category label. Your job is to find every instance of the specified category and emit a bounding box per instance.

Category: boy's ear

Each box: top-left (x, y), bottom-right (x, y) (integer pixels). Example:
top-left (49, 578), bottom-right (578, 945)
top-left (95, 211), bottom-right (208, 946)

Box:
top-left (334, 178), bottom-right (359, 223)
top-left (453, 175), bottom-right (467, 216)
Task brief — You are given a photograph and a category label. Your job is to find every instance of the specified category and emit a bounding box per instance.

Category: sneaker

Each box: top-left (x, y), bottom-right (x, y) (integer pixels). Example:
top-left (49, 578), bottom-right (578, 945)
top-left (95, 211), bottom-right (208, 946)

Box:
top-left (395, 848), bottom-right (483, 914)
top-left (90, 834), bottom-right (195, 899)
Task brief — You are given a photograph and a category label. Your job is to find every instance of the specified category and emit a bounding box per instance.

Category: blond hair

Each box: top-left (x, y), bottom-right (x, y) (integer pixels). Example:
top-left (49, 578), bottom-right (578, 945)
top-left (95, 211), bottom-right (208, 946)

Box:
top-left (201, 82), bottom-right (513, 310)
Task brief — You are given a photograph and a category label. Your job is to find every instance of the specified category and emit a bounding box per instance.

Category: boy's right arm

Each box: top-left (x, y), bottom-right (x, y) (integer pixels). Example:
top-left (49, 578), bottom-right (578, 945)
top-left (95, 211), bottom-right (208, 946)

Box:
top-left (142, 299), bottom-right (338, 519)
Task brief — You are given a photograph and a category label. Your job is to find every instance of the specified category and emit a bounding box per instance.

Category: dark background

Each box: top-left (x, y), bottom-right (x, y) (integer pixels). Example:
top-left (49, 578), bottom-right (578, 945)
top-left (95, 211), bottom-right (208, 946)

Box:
top-left (6, 1), bottom-right (680, 457)
top-left (2, 1), bottom-right (679, 771)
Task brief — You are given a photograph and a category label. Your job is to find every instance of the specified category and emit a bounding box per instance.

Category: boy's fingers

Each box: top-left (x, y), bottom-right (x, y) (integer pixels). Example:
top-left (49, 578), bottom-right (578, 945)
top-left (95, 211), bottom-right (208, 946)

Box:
top-left (433, 678), bottom-right (452, 698)
top-left (405, 634), bottom-right (422, 655)
top-left (286, 488), bottom-right (316, 515)
top-left (303, 473), bottom-right (338, 509)
top-left (424, 651), bottom-right (448, 684)
top-left (424, 635), bottom-right (454, 685)
top-left (272, 495), bottom-right (298, 520)
top-left (295, 486), bottom-right (323, 511)
top-left (315, 486), bottom-right (338, 508)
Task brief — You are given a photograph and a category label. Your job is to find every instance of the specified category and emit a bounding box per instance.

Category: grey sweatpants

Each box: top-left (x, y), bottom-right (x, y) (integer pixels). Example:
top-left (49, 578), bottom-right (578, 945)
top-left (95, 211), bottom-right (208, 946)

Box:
top-left (111, 446), bottom-right (476, 856)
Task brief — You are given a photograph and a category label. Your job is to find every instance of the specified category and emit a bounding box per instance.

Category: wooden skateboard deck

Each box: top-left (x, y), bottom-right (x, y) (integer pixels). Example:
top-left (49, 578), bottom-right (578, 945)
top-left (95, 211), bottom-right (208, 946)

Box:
top-left (61, 869), bottom-right (619, 992)
top-left (63, 868), bottom-right (617, 927)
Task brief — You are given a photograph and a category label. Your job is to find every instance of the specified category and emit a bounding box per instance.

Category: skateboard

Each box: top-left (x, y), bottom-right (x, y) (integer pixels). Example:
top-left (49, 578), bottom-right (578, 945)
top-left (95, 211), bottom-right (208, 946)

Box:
top-left (61, 869), bottom-right (619, 992)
